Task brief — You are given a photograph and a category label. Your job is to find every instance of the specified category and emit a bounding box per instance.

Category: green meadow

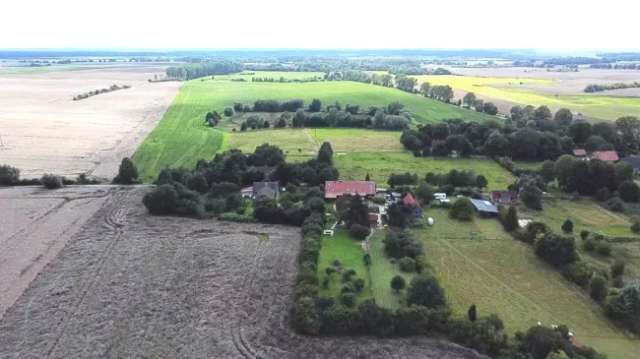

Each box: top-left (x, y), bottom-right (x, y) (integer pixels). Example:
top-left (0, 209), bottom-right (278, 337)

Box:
top-left (419, 209), bottom-right (640, 359)
top-left (133, 71), bottom-right (495, 181)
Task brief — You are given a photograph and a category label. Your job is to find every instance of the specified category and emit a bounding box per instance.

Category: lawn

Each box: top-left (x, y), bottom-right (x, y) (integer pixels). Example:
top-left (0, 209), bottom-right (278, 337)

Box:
top-left (368, 230), bottom-right (415, 310)
top-left (133, 71), bottom-right (496, 181)
top-left (418, 209), bottom-right (640, 359)
top-left (334, 152), bottom-right (515, 191)
top-left (317, 230), bottom-right (373, 304)
top-left (416, 75), bottom-right (640, 121)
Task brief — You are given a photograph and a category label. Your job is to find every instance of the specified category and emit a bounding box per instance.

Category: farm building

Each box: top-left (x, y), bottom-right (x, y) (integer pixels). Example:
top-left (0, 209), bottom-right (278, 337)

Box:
top-left (403, 193), bottom-right (423, 218)
top-left (469, 198), bottom-right (499, 216)
top-left (491, 190), bottom-right (516, 205)
top-left (621, 155), bottom-right (640, 174)
top-left (573, 148), bottom-right (587, 158)
top-left (324, 180), bottom-right (376, 199)
top-left (253, 181), bottom-right (280, 200)
top-left (590, 150), bottom-right (619, 162)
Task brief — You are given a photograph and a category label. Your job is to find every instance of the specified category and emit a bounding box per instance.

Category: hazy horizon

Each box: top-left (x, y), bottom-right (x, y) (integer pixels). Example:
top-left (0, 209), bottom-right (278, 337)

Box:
top-left (3, 0), bottom-right (639, 52)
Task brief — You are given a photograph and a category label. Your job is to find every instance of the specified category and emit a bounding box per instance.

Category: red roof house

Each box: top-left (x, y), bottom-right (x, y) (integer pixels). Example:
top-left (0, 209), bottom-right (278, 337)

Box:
top-left (324, 181), bottom-right (376, 199)
top-left (591, 150), bottom-right (619, 162)
top-left (403, 193), bottom-right (418, 207)
top-left (491, 190), bottom-right (515, 205)
top-left (573, 149), bottom-right (587, 157)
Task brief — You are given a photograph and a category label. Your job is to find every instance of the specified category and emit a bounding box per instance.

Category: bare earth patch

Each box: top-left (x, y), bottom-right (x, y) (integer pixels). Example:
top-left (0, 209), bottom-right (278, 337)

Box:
top-left (0, 187), bottom-right (485, 358)
top-left (0, 66), bottom-right (180, 180)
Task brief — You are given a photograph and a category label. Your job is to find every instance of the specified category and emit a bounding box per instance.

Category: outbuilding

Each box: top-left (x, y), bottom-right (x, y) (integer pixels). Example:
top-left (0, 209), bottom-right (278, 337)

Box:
top-left (469, 198), bottom-right (499, 217)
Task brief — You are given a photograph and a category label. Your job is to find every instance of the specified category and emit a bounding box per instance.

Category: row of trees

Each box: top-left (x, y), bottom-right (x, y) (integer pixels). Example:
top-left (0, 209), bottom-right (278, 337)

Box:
top-left (584, 81), bottom-right (640, 93)
top-left (401, 106), bottom-right (640, 160)
top-left (461, 92), bottom-right (499, 115)
top-left (165, 61), bottom-right (243, 80)
top-left (235, 100), bottom-right (411, 131)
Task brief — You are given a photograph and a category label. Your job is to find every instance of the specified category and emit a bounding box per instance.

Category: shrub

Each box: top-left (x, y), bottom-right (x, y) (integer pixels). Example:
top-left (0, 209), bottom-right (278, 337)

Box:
top-left (341, 292), bottom-right (356, 307)
top-left (618, 181), bottom-right (640, 202)
top-left (590, 276), bottom-right (608, 302)
top-left (580, 230), bottom-right (590, 241)
top-left (143, 184), bottom-right (179, 215)
top-left (449, 197), bottom-right (475, 221)
top-left (41, 174), bottom-right (63, 189)
top-left (595, 187), bottom-right (611, 202)
top-left (583, 238), bottom-right (596, 252)
top-left (349, 223), bottom-right (370, 240)
top-left (605, 196), bottom-right (625, 212)
top-left (390, 275), bottom-right (406, 293)
top-left (596, 242), bottom-right (612, 256)
top-left (407, 275), bottom-right (447, 309)
top-left (631, 220), bottom-right (640, 234)
top-left (398, 257), bottom-right (417, 272)
top-left (561, 219), bottom-right (573, 233)
top-left (352, 278), bottom-right (365, 293)
top-left (611, 260), bottom-right (626, 277)
top-left (534, 232), bottom-right (577, 267)
top-left (112, 157), bottom-right (138, 184)
top-left (383, 230), bottom-right (423, 259)
top-left (224, 107), bottom-right (234, 117)
top-left (499, 206), bottom-right (519, 232)
top-left (0, 165), bottom-right (20, 185)
top-left (562, 262), bottom-right (594, 288)
top-left (342, 269), bottom-right (356, 282)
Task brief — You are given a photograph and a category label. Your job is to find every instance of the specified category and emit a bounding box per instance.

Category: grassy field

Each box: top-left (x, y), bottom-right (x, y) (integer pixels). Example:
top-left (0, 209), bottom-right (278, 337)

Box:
top-left (334, 152), bottom-right (515, 191)
top-left (317, 230), bottom-right (373, 304)
top-left (419, 209), bottom-right (640, 359)
top-left (226, 128), bottom-right (403, 162)
top-left (368, 230), bottom-right (415, 310)
top-left (417, 75), bottom-right (640, 121)
top-left (520, 197), bottom-right (640, 281)
top-left (133, 71), bottom-right (496, 181)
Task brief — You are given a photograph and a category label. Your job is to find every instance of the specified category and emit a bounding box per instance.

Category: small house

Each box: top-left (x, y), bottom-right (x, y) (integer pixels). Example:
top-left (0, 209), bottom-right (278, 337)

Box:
top-left (491, 190), bottom-right (516, 205)
top-left (469, 198), bottom-right (499, 217)
top-left (240, 186), bottom-right (254, 198)
top-left (403, 193), bottom-right (423, 218)
top-left (324, 181), bottom-right (376, 199)
top-left (253, 181), bottom-right (280, 200)
top-left (590, 150), bottom-right (619, 162)
top-left (573, 148), bottom-right (587, 158)
top-left (621, 156), bottom-right (640, 175)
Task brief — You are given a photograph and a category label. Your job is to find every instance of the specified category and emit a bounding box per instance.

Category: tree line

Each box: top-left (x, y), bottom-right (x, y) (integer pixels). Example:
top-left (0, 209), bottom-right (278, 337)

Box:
top-left (401, 105), bottom-right (640, 161)
top-left (584, 82), bottom-right (640, 93)
top-left (165, 61), bottom-right (243, 80)
top-left (230, 99), bottom-right (411, 131)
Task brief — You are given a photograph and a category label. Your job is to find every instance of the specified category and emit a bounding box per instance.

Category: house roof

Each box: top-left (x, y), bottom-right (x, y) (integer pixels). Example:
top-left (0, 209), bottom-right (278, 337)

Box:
top-left (470, 198), bottom-right (499, 214)
top-left (403, 193), bottom-right (418, 207)
top-left (324, 181), bottom-right (376, 199)
top-left (491, 190), bottom-right (514, 202)
top-left (573, 149), bottom-right (587, 157)
top-left (591, 150), bottom-right (619, 162)
top-left (253, 181), bottom-right (279, 199)
top-left (621, 156), bottom-right (640, 170)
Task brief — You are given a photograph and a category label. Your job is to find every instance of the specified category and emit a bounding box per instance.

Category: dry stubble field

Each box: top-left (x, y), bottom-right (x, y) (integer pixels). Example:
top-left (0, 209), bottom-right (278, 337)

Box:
top-left (0, 187), bottom-right (486, 359)
top-left (0, 66), bottom-right (180, 180)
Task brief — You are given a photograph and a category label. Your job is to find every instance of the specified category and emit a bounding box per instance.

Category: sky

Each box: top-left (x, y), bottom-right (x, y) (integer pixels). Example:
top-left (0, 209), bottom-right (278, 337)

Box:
top-left (2, 0), bottom-right (639, 51)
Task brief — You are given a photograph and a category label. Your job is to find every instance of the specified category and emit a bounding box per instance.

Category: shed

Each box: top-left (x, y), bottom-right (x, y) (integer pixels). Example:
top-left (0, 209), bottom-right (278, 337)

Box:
top-left (573, 148), bottom-right (587, 158)
top-left (491, 190), bottom-right (515, 205)
top-left (469, 198), bottom-right (499, 216)
top-left (403, 193), bottom-right (419, 207)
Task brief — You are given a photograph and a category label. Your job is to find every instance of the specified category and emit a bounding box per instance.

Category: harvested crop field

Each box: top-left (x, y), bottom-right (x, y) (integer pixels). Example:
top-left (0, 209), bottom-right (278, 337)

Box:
top-left (0, 66), bottom-right (180, 180)
top-left (0, 185), bottom-right (117, 319)
top-left (0, 187), bottom-right (486, 359)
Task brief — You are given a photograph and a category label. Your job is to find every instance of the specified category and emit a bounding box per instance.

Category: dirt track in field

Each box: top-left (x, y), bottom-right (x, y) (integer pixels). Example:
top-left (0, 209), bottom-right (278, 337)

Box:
top-left (0, 66), bottom-right (180, 180)
top-left (0, 187), bottom-right (486, 359)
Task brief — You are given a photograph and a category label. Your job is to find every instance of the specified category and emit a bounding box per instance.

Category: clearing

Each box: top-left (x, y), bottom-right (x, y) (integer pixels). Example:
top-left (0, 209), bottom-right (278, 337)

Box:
top-left (0, 65), bottom-right (180, 180)
top-left (133, 71), bottom-right (495, 181)
top-left (419, 209), bottom-right (640, 359)
top-left (0, 188), bottom-right (485, 359)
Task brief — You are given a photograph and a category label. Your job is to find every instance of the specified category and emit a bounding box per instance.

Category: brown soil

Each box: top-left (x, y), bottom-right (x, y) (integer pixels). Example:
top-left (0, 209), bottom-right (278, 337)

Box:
top-left (0, 187), bottom-right (486, 359)
top-left (0, 66), bottom-right (180, 180)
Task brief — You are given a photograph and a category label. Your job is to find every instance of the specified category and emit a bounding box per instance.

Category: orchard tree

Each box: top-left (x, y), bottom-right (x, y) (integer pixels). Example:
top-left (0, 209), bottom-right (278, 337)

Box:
top-left (317, 142), bottom-right (334, 164)
top-left (113, 157), bottom-right (139, 184)
top-left (463, 92), bottom-right (476, 108)
top-left (391, 275), bottom-right (406, 293)
top-left (561, 219), bottom-right (574, 233)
